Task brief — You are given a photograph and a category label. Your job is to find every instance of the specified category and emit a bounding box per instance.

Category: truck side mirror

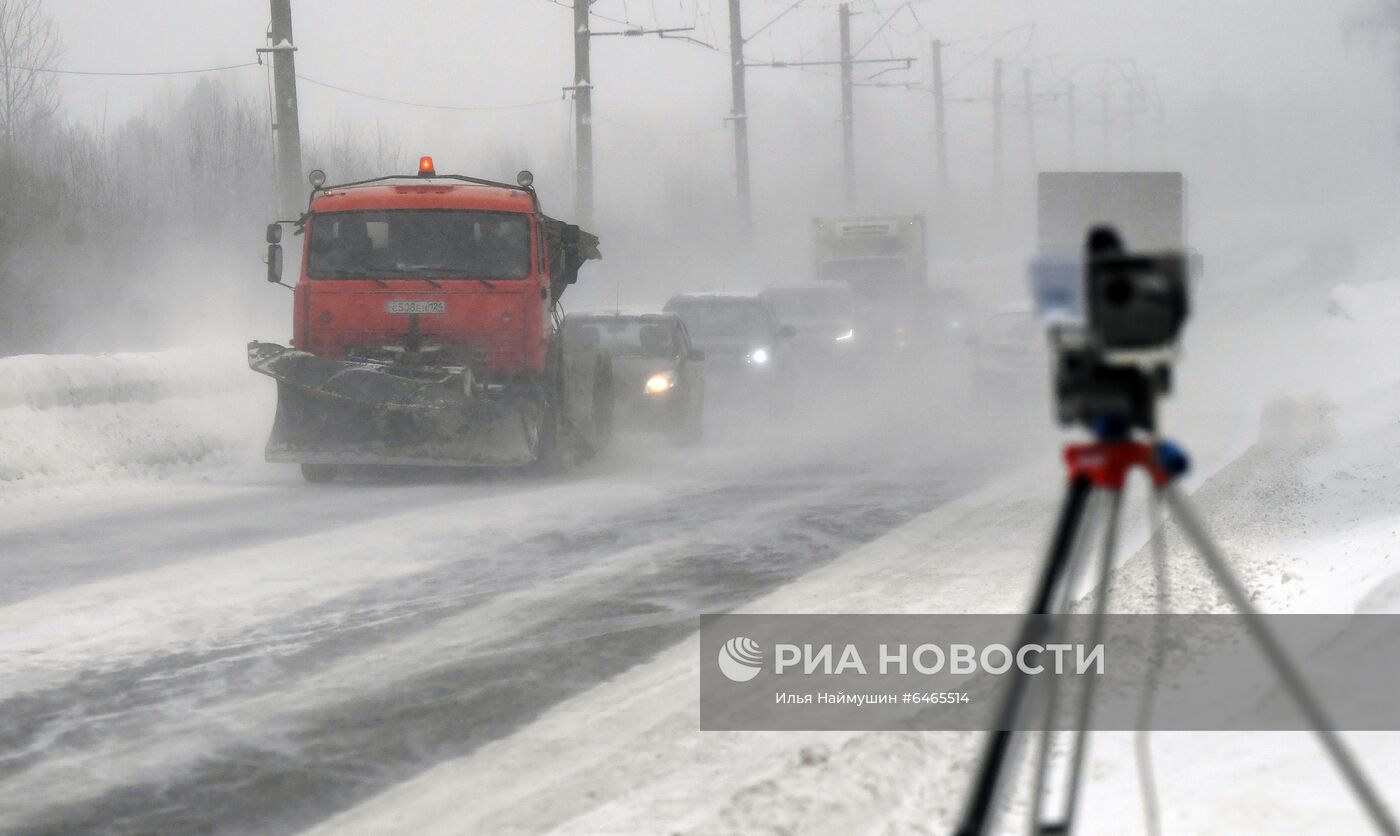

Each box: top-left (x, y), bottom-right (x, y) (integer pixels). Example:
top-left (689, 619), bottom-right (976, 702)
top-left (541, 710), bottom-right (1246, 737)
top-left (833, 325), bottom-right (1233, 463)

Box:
top-left (266, 244), bottom-right (284, 284)
top-left (778, 325), bottom-right (797, 339)
top-left (266, 223), bottom-right (283, 244)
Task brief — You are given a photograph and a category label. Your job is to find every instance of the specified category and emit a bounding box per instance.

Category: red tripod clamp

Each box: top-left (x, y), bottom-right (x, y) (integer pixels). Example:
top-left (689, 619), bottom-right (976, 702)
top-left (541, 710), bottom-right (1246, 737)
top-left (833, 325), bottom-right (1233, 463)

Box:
top-left (1064, 440), bottom-right (1175, 490)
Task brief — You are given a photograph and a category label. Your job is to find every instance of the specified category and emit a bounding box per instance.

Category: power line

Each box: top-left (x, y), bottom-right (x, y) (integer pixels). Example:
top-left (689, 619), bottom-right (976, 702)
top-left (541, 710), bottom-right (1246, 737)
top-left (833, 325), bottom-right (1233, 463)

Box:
top-left (296, 75), bottom-right (563, 111)
top-left (538, 0), bottom-right (642, 28)
top-left (0, 61), bottom-right (259, 77)
top-left (745, 0), bottom-right (809, 44)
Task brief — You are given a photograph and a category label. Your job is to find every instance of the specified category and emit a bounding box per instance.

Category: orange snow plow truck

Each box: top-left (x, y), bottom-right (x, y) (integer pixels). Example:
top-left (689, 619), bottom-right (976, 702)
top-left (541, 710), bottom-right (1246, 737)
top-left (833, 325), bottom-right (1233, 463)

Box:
top-left (249, 158), bottom-right (610, 482)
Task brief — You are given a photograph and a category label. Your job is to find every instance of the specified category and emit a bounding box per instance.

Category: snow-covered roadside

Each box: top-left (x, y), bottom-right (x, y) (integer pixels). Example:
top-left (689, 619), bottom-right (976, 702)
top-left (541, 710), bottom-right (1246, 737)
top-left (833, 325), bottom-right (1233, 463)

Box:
top-left (314, 395), bottom-right (1400, 836)
top-left (0, 346), bottom-right (269, 495)
top-left (311, 255), bottom-right (1400, 834)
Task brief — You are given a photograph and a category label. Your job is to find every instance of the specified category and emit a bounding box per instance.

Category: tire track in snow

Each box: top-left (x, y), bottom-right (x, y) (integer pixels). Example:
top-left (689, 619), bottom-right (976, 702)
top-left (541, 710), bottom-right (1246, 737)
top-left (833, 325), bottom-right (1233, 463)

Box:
top-left (0, 457), bottom-right (967, 835)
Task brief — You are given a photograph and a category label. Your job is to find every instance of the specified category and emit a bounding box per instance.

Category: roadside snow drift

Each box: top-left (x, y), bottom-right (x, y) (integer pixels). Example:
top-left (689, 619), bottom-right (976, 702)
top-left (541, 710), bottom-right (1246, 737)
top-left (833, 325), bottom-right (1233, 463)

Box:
top-left (0, 347), bottom-right (268, 490)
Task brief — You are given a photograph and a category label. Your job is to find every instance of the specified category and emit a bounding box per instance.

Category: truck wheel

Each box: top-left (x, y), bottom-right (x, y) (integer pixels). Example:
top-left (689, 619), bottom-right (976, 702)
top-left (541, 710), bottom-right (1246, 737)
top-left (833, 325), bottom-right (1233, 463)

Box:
top-left (301, 463), bottom-right (338, 483)
top-left (533, 350), bottom-right (567, 475)
top-left (534, 406), bottom-right (564, 474)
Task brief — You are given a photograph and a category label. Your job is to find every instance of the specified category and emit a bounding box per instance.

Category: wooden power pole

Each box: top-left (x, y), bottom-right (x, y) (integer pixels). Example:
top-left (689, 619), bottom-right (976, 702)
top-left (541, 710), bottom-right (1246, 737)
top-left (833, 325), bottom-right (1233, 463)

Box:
top-left (572, 0), bottom-right (594, 224)
top-left (268, 0), bottom-right (303, 217)
top-left (839, 3), bottom-right (855, 208)
top-left (727, 0), bottom-right (751, 235)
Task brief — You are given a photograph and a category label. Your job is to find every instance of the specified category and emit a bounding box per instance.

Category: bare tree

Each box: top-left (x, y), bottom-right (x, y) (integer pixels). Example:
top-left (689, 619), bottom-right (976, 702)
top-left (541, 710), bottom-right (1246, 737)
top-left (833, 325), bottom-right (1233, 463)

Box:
top-left (0, 0), bottom-right (60, 147)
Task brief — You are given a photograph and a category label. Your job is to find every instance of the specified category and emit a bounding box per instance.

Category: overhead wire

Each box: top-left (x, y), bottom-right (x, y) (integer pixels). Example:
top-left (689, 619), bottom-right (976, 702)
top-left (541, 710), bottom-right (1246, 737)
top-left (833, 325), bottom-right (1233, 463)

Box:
top-left (0, 60), bottom-right (258, 77)
top-left (296, 75), bottom-right (563, 111)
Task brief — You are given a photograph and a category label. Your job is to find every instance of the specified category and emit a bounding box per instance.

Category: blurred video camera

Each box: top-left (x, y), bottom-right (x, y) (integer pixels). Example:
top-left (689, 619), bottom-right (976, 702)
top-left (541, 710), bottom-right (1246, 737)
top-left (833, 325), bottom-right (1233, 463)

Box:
top-left (1029, 226), bottom-right (1190, 433)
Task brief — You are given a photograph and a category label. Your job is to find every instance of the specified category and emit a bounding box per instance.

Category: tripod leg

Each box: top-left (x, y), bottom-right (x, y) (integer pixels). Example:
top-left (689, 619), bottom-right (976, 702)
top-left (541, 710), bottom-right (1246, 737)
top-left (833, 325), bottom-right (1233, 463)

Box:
top-left (1133, 489), bottom-right (1172, 836)
top-left (1041, 491), bottom-right (1122, 835)
top-left (1162, 485), bottom-right (1399, 836)
top-left (1031, 491), bottom-right (1106, 831)
top-left (955, 476), bottom-right (1095, 836)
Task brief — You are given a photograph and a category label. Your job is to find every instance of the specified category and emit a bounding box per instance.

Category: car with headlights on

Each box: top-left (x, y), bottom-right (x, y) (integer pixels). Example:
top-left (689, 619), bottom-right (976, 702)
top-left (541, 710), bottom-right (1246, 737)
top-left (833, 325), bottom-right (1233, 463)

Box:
top-left (760, 284), bottom-right (857, 371)
top-left (564, 311), bottom-right (705, 444)
top-left (662, 292), bottom-right (795, 415)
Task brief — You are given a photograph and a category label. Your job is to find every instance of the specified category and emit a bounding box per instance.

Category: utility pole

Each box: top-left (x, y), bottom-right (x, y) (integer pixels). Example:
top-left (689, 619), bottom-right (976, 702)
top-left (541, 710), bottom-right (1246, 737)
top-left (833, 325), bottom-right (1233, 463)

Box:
top-left (1023, 65), bottom-right (1036, 171)
top-left (838, 3), bottom-right (855, 208)
top-left (572, 0), bottom-right (595, 225)
top-left (931, 39), bottom-right (947, 194)
top-left (1067, 81), bottom-right (1077, 170)
top-left (268, 0), bottom-right (302, 218)
top-left (992, 58), bottom-right (1003, 192)
top-left (746, 10), bottom-right (910, 209)
top-left (727, 0), bottom-right (751, 236)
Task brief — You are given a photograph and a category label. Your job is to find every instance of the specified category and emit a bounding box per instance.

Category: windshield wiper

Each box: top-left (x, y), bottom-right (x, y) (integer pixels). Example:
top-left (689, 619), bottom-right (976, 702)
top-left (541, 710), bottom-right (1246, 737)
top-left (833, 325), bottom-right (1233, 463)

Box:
top-left (313, 270), bottom-right (388, 287)
top-left (392, 266), bottom-right (494, 289)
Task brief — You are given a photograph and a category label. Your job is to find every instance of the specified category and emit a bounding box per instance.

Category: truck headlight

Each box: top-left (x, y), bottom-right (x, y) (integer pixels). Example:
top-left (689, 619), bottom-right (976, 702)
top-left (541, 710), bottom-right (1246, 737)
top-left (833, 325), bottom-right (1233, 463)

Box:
top-left (644, 372), bottom-right (676, 395)
top-left (834, 329), bottom-right (854, 342)
top-left (748, 348), bottom-right (770, 365)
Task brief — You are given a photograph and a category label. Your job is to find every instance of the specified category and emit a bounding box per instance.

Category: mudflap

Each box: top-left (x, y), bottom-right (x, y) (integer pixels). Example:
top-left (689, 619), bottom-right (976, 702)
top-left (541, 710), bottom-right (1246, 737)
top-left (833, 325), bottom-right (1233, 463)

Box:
top-left (249, 341), bottom-right (543, 467)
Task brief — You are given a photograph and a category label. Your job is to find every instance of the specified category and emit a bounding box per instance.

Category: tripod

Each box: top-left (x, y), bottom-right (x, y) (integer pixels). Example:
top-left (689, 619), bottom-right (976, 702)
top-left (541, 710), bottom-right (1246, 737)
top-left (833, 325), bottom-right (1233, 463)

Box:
top-left (953, 433), bottom-right (1398, 836)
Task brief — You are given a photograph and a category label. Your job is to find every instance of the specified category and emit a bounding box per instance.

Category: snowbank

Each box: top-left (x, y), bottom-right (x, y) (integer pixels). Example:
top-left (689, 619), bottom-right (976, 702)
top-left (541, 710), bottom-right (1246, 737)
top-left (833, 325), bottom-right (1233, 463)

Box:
top-left (0, 347), bottom-right (269, 490)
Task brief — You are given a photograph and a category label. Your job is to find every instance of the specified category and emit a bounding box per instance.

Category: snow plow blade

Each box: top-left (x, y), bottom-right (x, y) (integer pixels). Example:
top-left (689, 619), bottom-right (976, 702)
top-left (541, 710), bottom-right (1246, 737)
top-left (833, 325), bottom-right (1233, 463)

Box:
top-left (247, 341), bottom-right (543, 467)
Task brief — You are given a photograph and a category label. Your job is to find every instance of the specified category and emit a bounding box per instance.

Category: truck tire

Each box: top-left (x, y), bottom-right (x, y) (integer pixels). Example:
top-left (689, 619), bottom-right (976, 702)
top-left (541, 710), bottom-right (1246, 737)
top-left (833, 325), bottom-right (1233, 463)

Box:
top-left (301, 463), bottom-right (338, 483)
top-left (534, 404), bottom-right (564, 474)
top-left (533, 340), bottom-right (568, 474)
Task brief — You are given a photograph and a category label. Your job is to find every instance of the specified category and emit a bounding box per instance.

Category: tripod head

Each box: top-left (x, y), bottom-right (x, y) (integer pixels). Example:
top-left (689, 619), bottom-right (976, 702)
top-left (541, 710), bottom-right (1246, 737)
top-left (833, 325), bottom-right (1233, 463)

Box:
top-left (1030, 225), bottom-right (1190, 435)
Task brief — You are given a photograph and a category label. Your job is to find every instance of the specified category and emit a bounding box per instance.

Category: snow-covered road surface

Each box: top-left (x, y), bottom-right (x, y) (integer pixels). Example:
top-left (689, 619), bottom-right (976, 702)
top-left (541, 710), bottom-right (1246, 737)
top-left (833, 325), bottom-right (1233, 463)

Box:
top-left (0, 428), bottom-right (991, 835)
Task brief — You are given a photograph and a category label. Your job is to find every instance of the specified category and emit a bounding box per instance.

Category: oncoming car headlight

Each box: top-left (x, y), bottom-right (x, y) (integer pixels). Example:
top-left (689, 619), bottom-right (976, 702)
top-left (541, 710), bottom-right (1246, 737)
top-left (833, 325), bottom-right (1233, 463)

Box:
top-left (834, 329), bottom-right (854, 342)
top-left (748, 348), bottom-right (770, 365)
top-left (644, 372), bottom-right (676, 395)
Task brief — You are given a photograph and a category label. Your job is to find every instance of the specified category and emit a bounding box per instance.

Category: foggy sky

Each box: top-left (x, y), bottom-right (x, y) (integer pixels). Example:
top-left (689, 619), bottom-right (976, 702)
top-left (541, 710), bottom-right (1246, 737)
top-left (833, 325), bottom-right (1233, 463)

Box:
top-left (33, 0), bottom-right (1400, 308)
top-left (42, 1), bottom-right (1386, 168)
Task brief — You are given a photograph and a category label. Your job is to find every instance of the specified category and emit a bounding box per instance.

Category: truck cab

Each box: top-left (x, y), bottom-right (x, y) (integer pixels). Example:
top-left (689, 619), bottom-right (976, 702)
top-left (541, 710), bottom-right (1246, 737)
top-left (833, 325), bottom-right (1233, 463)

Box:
top-left (292, 177), bottom-right (551, 377)
top-left (250, 160), bottom-right (605, 479)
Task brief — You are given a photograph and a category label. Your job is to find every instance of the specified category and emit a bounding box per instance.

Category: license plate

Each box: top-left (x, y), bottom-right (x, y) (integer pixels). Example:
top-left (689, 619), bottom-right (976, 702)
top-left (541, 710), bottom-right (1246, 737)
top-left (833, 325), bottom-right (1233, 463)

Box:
top-left (385, 300), bottom-right (446, 315)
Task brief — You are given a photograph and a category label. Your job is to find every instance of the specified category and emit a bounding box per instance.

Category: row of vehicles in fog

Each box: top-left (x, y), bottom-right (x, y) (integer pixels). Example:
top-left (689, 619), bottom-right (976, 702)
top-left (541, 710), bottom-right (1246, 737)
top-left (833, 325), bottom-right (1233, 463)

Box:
top-left (248, 157), bottom-right (1194, 480)
top-left (563, 287), bottom-right (852, 444)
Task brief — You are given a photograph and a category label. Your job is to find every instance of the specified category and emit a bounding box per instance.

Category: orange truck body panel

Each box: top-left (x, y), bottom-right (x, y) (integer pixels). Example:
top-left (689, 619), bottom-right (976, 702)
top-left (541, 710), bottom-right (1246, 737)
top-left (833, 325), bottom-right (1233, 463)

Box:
top-left (291, 181), bottom-right (550, 378)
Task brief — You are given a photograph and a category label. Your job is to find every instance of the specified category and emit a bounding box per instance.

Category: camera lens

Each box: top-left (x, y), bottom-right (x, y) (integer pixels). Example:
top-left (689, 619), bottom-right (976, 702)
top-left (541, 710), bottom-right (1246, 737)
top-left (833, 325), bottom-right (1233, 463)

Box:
top-left (1104, 274), bottom-right (1134, 306)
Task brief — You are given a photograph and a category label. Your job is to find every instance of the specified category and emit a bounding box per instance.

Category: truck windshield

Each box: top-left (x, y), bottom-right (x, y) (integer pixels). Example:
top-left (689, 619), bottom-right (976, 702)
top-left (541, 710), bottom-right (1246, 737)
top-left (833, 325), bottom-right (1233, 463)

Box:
top-left (307, 210), bottom-right (531, 280)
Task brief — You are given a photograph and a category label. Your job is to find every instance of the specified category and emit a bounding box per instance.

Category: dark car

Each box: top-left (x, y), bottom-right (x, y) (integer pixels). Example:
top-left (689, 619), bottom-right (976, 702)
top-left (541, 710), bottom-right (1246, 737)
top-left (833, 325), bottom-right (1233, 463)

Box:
top-left (760, 284), bottom-right (858, 364)
top-left (565, 311), bottom-right (705, 444)
top-left (662, 292), bottom-right (795, 414)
